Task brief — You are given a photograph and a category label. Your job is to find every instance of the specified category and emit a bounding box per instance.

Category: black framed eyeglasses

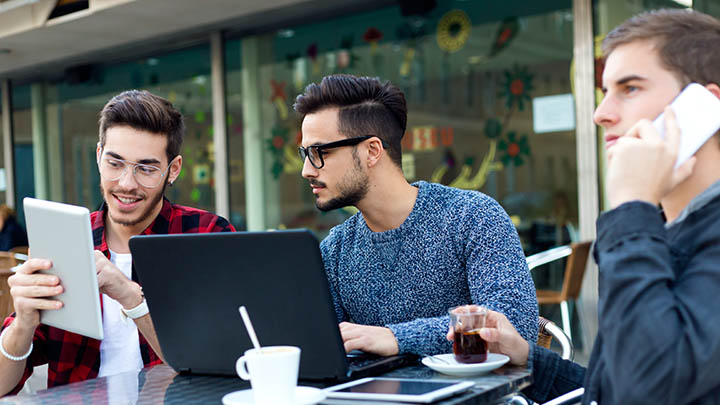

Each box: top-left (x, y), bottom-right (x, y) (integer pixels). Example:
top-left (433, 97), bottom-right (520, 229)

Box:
top-left (298, 135), bottom-right (388, 169)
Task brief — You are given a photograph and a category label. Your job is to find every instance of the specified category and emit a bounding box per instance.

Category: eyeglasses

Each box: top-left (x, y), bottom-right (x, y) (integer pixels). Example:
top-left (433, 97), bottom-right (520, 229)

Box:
top-left (97, 155), bottom-right (173, 188)
top-left (298, 135), bottom-right (387, 169)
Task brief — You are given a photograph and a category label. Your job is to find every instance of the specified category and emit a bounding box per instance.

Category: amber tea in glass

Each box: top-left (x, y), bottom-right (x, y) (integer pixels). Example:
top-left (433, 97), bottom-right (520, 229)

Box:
top-left (449, 305), bottom-right (488, 364)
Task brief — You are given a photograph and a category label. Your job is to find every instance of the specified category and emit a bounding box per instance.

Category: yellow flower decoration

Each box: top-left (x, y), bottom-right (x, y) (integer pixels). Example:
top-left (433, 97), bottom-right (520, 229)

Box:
top-left (436, 10), bottom-right (471, 53)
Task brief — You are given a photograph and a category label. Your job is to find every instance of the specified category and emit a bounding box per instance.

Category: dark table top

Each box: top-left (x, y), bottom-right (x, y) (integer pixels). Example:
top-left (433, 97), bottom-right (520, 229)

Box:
top-left (0, 363), bottom-right (531, 404)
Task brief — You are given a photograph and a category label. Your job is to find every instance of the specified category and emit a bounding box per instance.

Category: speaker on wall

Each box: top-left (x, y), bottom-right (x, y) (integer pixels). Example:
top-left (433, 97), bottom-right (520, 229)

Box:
top-left (399, 0), bottom-right (437, 17)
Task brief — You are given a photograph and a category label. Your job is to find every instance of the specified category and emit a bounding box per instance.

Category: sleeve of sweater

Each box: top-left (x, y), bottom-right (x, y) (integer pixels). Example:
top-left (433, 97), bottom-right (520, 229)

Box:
top-left (320, 228), bottom-right (349, 323)
top-left (466, 197), bottom-right (539, 343)
top-left (387, 195), bottom-right (539, 354)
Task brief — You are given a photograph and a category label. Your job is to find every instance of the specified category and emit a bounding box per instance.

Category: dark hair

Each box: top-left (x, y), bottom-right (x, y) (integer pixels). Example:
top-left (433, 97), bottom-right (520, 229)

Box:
top-left (98, 90), bottom-right (185, 163)
top-left (293, 74), bottom-right (407, 168)
top-left (603, 9), bottom-right (720, 87)
top-left (0, 204), bottom-right (15, 222)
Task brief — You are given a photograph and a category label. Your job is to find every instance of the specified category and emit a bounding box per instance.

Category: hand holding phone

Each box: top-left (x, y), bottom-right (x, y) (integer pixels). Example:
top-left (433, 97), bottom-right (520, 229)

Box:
top-left (652, 83), bottom-right (720, 168)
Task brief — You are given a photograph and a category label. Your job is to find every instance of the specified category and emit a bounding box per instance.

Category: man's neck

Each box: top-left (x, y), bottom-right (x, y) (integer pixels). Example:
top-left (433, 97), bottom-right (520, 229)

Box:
top-left (662, 140), bottom-right (720, 223)
top-left (356, 171), bottom-right (419, 233)
top-left (104, 203), bottom-right (163, 253)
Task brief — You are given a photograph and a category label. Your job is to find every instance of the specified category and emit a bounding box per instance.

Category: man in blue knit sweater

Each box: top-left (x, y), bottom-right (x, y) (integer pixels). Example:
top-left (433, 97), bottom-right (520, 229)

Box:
top-left (293, 75), bottom-right (538, 357)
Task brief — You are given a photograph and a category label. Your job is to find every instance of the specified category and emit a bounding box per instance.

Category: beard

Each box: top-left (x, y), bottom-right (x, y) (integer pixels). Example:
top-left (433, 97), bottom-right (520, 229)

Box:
top-left (314, 154), bottom-right (369, 212)
top-left (101, 179), bottom-right (168, 227)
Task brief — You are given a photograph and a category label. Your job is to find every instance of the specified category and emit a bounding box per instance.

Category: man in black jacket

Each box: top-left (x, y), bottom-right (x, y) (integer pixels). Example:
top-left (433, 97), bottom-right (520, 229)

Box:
top-left (450, 9), bottom-right (720, 404)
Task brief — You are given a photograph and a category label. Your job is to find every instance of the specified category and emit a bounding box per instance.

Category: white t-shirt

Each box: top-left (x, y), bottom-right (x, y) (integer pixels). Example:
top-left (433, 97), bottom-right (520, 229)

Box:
top-left (98, 250), bottom-right (144, 378)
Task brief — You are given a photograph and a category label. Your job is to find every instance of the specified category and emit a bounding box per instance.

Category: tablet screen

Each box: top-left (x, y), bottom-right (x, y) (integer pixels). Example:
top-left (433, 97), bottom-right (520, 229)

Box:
top-left (335, 379), bottom-right (460, 395)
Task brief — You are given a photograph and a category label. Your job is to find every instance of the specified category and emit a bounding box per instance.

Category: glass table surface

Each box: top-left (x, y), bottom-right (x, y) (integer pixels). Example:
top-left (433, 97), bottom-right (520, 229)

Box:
top-left (0, 363), bottom-right (531, 404)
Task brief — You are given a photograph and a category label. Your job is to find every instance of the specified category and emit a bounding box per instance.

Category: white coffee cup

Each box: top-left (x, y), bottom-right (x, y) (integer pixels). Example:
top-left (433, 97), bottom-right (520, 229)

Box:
top-left (235, 346), bottom-right (301, 405)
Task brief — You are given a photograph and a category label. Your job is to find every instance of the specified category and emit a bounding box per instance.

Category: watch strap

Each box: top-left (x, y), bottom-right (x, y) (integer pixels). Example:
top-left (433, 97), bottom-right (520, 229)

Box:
top-left (121, 298), bottom-right (149, 320)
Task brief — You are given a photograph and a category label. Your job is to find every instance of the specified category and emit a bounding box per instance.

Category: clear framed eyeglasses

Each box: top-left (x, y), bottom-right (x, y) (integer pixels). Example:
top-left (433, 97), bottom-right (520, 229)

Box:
top-left (97, 155), bottom-right (173, 188)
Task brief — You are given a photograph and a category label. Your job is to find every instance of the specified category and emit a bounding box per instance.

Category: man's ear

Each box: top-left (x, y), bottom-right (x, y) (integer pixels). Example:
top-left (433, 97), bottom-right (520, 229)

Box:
top-left (365, 137), bottom-right (385, 168)
top-left (96, 143), bottom-right (102, 163)
top-left (168, 156), bottom-right (183, 184)
top-left (705, 83), bottom-right (720, 99)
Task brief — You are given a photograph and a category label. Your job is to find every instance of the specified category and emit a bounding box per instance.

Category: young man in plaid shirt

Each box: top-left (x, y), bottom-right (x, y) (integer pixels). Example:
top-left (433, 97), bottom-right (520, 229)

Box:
top-left (0, 90), bottom-right (235, 396)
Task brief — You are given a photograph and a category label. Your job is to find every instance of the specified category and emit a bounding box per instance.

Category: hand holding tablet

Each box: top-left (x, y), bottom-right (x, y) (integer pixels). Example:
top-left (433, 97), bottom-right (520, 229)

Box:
top-left (20, 198), bottom-right (103, 340)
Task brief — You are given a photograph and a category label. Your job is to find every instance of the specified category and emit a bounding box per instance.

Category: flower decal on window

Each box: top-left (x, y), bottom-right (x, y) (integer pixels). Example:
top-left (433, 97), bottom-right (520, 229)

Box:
top-left (266, 125), bottom-right (289, 178)
top-left (500, 65), bottom-right (534, 111)
top-left (436, 10), bottom-right (471, 53)
top-left (498, 131), bottom-right (530, 167)
top-left (363, 27), bottom-right (383, 52)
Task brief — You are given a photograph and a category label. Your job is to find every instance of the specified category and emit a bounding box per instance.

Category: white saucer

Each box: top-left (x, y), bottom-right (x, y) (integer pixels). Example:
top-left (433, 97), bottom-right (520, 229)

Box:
top-left (222, 386), bottom-right (326, 405)
top-left (422, 353), bottom-right (510, 377)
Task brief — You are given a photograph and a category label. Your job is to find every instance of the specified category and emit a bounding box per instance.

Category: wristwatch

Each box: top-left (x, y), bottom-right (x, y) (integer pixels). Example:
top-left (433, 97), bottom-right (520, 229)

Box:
top-left (120, 298), bottom-right (149, 320)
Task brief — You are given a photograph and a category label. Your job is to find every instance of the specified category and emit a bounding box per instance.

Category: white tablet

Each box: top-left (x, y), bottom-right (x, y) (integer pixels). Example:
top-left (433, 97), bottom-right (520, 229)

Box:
top-left (324, 377), bottom-right (474, 403)
top-left (23, 198), bottom-right (103, 340)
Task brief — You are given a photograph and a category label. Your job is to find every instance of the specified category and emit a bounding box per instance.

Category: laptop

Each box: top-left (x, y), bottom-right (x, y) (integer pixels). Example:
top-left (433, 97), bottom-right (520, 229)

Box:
top-left (128, 230), bottom-right (415, 383)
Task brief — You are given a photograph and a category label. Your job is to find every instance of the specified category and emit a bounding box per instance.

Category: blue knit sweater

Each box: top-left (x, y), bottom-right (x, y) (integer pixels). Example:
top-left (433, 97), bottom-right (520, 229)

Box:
top-left (320, 181), bottom-right (539, 355)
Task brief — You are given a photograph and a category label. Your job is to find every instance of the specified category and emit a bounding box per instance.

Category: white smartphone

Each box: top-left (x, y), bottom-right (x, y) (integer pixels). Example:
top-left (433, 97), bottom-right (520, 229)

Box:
top-left (652, 83), bottom-right (720, 168)
top-left (324, 377), bottom-right (474, 403)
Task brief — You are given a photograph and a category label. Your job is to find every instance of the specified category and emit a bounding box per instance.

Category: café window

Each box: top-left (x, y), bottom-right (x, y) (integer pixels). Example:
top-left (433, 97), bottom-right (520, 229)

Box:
top-left (39, 45), bottom-right (216, 215)
top-left (10, 85), bottom-right (33, 226)
top-left (240, 0), bottom-right (578, 252)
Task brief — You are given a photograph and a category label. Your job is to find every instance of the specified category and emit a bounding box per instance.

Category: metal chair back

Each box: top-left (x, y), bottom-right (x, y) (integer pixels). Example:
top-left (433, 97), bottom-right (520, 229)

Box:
top-left (537, 316), bottom-right (574, 360)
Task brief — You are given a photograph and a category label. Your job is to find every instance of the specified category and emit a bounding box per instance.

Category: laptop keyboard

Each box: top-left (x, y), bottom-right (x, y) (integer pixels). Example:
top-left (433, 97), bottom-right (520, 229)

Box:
top-left (347, 353), bottom-right (385, 370)
top-left (346, 352), bottom-right (418, 378)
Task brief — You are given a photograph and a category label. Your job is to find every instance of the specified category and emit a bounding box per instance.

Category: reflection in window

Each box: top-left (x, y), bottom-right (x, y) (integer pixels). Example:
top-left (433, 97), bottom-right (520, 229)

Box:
top-left (46, 45), bottom-right (215, 214)
top-left (225, 39), bottom-right (247, 230)
top-left (0, 94), bottom-right (4, 206)
top-left (247, 0), bottom-right (578, 247)
top-left (11, 85), bottom-right (33, 226)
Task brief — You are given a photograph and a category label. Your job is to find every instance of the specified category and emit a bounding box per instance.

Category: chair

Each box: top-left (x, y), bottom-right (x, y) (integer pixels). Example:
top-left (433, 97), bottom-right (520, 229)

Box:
top-left (506, 318), bottom-right (578, 405)
top-left (537, 316), bottom-right (573, 361)
top-left (507, 388), bottom-right (584, 405)
top-left (10, 246), bottom-right (29, 263)
top-left (527, 241), bottom-right (592, 342)
top-left (540, 388), bottom-right (585, 405)
top-left (505, 316), bottom-right (585, 405)
top-left (10, 246), bottom-right (28, 255)
top-left (0, 252), bottom-right (18, 319)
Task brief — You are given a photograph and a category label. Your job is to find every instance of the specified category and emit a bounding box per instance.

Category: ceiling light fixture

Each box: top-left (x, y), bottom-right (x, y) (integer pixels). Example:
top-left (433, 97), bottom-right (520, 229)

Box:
top-left (277, 29), bottom-right (295, 38)
top-left (671, 0), bottom-right (692, 7)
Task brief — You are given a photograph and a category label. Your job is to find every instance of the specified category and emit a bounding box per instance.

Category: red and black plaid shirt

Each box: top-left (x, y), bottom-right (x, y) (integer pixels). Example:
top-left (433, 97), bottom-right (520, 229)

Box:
top-left (2, 198), bottom-right (235, 395)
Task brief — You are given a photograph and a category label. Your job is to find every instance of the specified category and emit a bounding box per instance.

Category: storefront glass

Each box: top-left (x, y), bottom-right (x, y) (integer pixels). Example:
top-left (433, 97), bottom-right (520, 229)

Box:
top-left (225, 39), bottom-right (247, 230)
top-left (593, 0), bottom-right (692, 208)
top-left (696, 0), bottom-right (720, 15)
top-left (42, 45), bottom-right (215, 214)
top-left (238, 0), bottom-right (578, 252)
top-left (11, 85), bottom-right (32, 226)
top-left (0, 93), bottom-right (4, 206)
